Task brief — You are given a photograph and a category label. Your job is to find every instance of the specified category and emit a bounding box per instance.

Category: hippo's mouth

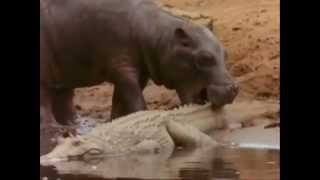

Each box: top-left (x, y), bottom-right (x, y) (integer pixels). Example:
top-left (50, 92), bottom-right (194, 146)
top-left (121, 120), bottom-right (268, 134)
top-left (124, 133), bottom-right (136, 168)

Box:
top-left (199, 84), bottom-right (239, 109)
top-left (193, 88), bottom-right (210, 105)
top-left (177, 83), bottom-right (239, 109)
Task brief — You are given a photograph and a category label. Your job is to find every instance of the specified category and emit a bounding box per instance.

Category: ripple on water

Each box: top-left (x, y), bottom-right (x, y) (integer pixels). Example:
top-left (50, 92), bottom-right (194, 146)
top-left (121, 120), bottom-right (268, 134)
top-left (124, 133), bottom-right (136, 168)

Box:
top-left (40, 146), bottom-right (279, 180)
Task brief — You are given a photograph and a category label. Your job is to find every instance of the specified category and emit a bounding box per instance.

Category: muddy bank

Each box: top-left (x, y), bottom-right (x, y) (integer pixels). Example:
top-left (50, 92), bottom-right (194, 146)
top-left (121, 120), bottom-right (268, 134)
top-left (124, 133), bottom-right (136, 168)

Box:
top-left (159, 0), bottom-right (280, 99)
top-left (73, 0), bottom-right (279, 121)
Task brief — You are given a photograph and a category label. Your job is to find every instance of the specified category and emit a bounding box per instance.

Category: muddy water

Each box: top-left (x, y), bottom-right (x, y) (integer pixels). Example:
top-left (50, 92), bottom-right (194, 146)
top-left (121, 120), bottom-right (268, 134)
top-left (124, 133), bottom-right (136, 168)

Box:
top-left (40, 146), bottom-right (279, 180)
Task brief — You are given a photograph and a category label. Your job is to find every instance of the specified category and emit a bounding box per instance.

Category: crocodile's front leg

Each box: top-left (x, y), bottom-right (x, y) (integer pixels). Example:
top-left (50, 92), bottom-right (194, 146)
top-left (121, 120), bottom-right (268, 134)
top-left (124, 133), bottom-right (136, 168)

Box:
top-left (128, 127), bottom-right (175, 158)
top-left (166, 120), bottom-right (218, 148)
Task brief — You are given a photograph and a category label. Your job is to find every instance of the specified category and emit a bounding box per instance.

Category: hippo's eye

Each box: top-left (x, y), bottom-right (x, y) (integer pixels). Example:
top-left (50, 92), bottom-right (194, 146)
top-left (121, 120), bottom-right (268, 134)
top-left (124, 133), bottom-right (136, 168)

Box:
top-left (195, 55), bottom-right (216, 69)
top-left (181, 41), bottom-right (191, 48)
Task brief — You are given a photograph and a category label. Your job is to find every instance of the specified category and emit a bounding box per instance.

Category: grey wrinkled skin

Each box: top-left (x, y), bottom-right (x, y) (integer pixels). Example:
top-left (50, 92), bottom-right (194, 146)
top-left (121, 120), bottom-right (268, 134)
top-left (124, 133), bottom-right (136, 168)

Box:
top-left (40, 0), bottom-right (238, 129)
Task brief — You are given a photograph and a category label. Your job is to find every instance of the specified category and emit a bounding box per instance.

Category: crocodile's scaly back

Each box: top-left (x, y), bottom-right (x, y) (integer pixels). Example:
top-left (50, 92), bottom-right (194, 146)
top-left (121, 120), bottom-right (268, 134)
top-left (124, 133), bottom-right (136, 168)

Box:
top-left (82, 103), bottom-right (220, 146)
top-left (169, 103), bottom-right (225, 132)
top-left (87, 103), bottom-right (224, 142)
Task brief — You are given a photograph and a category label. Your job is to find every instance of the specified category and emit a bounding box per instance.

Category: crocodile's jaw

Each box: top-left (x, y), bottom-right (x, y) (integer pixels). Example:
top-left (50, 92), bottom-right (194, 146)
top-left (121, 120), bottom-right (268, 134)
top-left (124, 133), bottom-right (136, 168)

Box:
top-left (40, 137), bottom-right (75, 166)
top-left (40, 155), bottom-right (68, 166)
top-left (40, 136), bottom-right (105, 166)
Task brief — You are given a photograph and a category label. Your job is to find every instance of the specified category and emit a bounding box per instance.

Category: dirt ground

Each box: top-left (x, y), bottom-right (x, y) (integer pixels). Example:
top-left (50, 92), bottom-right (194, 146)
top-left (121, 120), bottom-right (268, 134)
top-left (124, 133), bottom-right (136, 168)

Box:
top-left (74, 0), bottom-right (280, 120)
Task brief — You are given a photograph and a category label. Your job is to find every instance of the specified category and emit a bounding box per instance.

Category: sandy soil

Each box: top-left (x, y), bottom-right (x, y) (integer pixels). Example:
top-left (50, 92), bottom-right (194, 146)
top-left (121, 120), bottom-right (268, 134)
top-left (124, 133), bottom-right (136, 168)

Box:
top-left (73, 0), bottom-right (280, 121)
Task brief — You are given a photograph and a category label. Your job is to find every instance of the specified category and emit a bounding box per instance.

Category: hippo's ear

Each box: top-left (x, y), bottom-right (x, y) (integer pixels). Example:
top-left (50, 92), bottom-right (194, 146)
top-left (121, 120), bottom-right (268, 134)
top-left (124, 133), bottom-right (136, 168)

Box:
top-left (174, 27), bottom-right (192, 47)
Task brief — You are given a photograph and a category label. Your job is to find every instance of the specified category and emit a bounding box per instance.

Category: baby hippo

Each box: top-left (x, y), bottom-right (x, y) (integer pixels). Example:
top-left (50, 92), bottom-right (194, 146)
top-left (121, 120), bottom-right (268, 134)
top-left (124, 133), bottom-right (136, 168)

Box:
top-left (40, 0), bottom-right (238, 130)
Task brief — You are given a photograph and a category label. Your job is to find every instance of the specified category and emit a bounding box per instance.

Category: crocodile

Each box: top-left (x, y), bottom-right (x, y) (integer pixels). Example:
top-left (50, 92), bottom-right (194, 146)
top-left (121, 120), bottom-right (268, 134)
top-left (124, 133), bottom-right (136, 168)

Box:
top-left (40, 100), bottom-right (279, 166)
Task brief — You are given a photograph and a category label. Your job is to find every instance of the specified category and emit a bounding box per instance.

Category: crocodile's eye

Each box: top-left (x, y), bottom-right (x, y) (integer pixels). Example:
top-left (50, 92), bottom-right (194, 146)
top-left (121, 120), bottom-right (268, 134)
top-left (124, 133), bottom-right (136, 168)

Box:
top-left (86, 148), bottom-right (103, 156)
top-left (82, 148), bottom-right (104, 163)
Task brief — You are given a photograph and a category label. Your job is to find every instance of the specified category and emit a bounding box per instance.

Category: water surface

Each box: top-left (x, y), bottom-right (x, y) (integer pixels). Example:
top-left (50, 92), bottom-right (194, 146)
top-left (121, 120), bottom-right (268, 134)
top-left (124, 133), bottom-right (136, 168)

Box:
top-left (40, 146), bottom-right (279, 180)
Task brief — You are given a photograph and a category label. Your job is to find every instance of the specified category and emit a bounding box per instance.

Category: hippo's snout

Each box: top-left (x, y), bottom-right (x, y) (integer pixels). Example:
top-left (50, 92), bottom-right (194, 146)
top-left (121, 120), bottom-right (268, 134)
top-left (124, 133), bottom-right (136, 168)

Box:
top-left (206, 83), bottom-right (239, 109)
top-left (225, 83), bottom-right (239, 102)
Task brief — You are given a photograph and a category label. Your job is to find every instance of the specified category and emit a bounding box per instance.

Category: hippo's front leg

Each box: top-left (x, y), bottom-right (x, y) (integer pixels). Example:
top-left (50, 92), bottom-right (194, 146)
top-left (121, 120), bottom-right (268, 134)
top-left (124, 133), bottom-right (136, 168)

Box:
top-left (52, 88), bottom-right (76, 125)
top-left (40, 85), bottom-right (76, 136)
top-left (110, 62), bottom-right (147, 120)
top-left (111, 81), bottom-right (147, 119)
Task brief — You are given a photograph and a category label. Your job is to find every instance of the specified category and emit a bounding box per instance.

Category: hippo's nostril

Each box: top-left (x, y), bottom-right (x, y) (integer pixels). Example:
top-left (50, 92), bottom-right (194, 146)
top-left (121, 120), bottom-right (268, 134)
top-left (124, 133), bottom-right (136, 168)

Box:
top-left (232, 84), bottom-right (239, 95)
top-left (226, 84), bottom-right (239, 101)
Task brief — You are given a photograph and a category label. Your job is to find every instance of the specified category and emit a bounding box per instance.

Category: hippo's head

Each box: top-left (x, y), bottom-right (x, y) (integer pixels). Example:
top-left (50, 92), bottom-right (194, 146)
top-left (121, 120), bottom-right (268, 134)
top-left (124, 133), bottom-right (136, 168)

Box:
top-left (157, 24), bottom-right (238, 109)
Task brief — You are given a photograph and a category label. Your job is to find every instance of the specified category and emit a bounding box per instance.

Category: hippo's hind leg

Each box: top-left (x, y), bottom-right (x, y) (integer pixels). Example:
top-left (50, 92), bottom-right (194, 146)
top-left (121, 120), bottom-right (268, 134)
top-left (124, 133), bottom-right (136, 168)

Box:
top-left (52, 88), bottom-right (76, 125)
top-left (111, 83), bottom-right (146, 119)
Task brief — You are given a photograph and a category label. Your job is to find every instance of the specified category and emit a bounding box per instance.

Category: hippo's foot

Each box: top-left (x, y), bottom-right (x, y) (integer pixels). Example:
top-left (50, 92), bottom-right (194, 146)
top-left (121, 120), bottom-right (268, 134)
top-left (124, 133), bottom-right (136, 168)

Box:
top-left (40, 122), bottom-right (78, 138)
top-left (63, 118), bottom-right (77, 127)
top-left (40, 123), bottom-right (61, 155)
top-left (40, 122), bottom-right (78, 155)
top-left (55, 113), bottom-right (79, 126)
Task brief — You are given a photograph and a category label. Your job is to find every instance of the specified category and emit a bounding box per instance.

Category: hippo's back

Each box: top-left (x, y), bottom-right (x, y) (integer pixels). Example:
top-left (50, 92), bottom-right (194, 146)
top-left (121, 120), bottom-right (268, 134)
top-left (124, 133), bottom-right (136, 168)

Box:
top-left (40, 0), bottom-right (152, 87)
top-left (40, 0), bottom-right (145, 49)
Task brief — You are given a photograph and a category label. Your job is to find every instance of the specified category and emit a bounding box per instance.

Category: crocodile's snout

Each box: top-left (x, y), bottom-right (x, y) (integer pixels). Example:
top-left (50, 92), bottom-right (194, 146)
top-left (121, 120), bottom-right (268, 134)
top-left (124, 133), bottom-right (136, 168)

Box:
top-left (40, 155), bottom-right (68, 166)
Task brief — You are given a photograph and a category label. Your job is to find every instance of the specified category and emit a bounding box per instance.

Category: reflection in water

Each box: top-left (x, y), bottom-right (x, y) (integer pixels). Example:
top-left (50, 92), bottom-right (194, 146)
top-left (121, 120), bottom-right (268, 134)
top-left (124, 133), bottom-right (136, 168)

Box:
top-left (40, 146), bottom-right (279, 180)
